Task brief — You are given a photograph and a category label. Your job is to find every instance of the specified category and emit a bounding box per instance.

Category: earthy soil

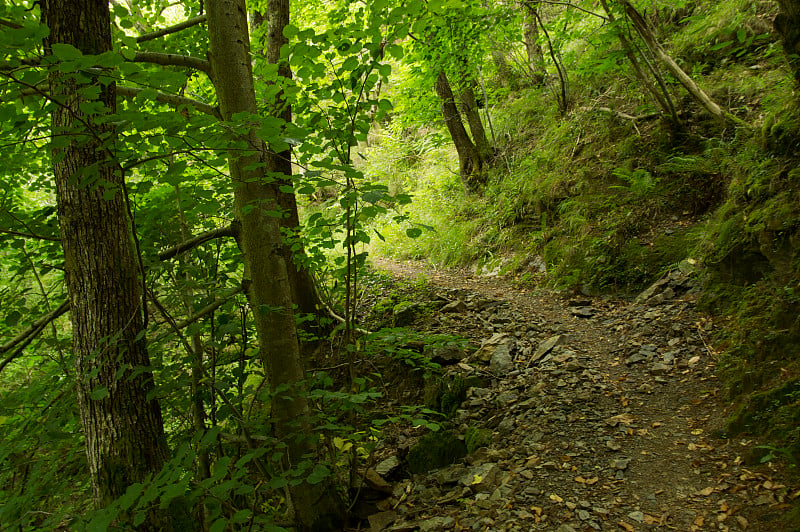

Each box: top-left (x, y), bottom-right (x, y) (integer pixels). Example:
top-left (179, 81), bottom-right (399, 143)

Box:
top-left (348, 258), bottom-right (798, 532)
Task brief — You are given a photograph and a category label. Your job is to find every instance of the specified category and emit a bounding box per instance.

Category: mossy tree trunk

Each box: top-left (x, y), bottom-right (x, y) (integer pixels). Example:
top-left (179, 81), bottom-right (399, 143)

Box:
top-left (775, 0), bottom-right (800, 86)
top-left (435, 70), bottom-right (485, 193)
top-left (205, 1), bottom-right (344, 529)
top-left (42, 0), bottom-right (179, 528)
top-left (458, 78), bottom-right (493, 163)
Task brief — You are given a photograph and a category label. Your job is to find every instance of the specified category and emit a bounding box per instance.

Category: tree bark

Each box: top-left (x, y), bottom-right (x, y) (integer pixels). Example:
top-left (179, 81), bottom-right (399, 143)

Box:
top-left (205, 1), bottom-right (344, 530)
top-left (775, 0), bottom-right (800, 85)
top-left (458, 79), bottom-right (493, 163)
top-left (41, 0), bottom-right (181, 528)
top-left (521, 1), bottom-right (546, 84)
top-left (261, 0), bottom-right (321, 320)
top-left (434, 71), bottom-right (485, 192)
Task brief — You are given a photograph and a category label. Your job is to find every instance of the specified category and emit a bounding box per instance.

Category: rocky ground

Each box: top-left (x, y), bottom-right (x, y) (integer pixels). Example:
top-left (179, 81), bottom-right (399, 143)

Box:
top-left (345, 258), bottom-right (798, 532)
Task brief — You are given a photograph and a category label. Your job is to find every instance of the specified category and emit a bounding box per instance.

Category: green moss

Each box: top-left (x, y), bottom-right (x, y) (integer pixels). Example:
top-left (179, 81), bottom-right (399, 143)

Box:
top-left (406, 431), bottom-right (467, 474)
top-left (423, 374), bottom-right (484, 418)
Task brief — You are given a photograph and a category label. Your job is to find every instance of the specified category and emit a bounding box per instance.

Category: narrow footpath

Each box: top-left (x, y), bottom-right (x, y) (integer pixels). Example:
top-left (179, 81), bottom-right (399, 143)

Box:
top-left (355, 258), bottom-right (797, 532)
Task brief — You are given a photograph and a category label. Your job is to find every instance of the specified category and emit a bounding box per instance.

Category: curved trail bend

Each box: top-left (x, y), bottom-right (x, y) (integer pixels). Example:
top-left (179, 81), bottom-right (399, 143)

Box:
top-left (362, 258), bottom-right (796, 532)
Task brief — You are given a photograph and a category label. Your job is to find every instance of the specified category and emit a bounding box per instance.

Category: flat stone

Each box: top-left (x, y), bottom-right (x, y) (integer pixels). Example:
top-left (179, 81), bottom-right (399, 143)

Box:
top-left (650, 363), bottom-right (672, 375)
top-left (418, 516), bottom-right (455, 532)
top-left (490, 343), bottom-right (513, 373)
top-left (369, 511), bottom-right (398, 532)
top-left (375, 456), bottom-right (400, 477)
top-left (625, 353), bottom-right (648, 365)
top-left (611, 458), bottom-right (631, 470)
top-left (571, 307), bottom-right (595, 318)
top-left (441, 300), bottom-right (467, 313)
top-left (531, 335), bottom-right (564, 364)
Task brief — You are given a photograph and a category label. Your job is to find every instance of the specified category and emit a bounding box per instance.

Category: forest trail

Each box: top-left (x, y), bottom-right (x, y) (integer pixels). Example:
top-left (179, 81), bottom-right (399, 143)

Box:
top-left (358, 258), bottom-right (797, 532)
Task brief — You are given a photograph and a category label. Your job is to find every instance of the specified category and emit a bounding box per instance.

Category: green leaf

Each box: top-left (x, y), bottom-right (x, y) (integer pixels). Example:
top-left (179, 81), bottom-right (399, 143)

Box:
top-left (268, 476), bottom-right (288, 489)
top-left (306, 464), bottom-right (330, 485)
top-left (5, 310), bottom-right (22, 327)
top-left (406, 228), bottom-right (423, 238)
top-left (737, 29), bottom-right (747, 43)
top-left (51, 43), bottom-right (83, 60)
top-left (90, 386), bottom-right (109, 400)
top-left (117, 483), bottom-right (144, 511)
top-left (209, 518), bottom-right (227, 532)
top-left (386, 44), bottom-right (404, 60)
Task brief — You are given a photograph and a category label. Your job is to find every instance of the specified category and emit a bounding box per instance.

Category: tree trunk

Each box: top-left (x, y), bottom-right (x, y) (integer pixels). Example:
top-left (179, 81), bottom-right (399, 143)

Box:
top-left (434, 71), bottom-right (485, 192)
top-left (205, 1), bottom-right (344, 530)
top-left (521, 1), bottom-right (546, 84)
top-left (458, 79), bottom-right (493, 163)
top-left (775, 0), bottom-right (800, 85)
top-left (41, 0), bottom-right (180, 529)
top-left (256, 0), bottom-right (321, 319)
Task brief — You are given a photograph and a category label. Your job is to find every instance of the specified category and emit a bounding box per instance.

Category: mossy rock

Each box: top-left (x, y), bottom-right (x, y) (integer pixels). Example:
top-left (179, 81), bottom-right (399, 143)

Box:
top-left (423, 374), bottom-right (486, 417)
top-left (392, 301), bottom-right (422, 326)
top-left (406, 431), bottom-right (468, 474)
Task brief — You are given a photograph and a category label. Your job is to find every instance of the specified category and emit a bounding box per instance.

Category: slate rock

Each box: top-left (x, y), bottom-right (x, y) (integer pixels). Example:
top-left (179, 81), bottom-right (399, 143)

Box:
top-left (650, 362), bottom-right (672, 375)
top-left (426, 345), bottom-right (467, 365)
top-left (460, 463), bottom-right (500, 493)
top-left (570, 307), bottom-right (595, 318)
top-left (418, 516), bottom-right (455, 532)
top-left (368, 510), bottom-right (398, 532)
top-left (375, 456), bottom-right (401, 477)
top-left (530, 335), bottom-right (564, 364)
top-left (474, 333), bottom-right (513, 363)
top-left (490, 343), bottom-right (513, 373)
top-left (441, 300), bottom-right (467, 313)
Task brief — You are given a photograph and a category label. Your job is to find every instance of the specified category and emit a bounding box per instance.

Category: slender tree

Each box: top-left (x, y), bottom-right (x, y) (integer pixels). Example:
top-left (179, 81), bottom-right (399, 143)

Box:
top-left (40, 0), bottom-right (182, 528)
top-left (205, 0), bottom-right (344, 529)
top-left (252, 1), bottom-right (321, 320)
top-left (434, 70), bottom-right (486, 192)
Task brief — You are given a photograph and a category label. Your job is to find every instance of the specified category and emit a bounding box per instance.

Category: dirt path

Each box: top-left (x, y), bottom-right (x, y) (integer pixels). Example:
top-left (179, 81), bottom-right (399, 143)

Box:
top-left (361, 258), bottom-right (796, 532)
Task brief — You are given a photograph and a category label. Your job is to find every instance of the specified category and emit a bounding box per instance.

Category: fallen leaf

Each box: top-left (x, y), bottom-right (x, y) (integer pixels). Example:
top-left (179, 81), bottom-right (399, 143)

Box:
top-left (586, 476), bottom-right (599, 485)
top-left (652, 422), bottom-right (663, 428)
top-left (618, 521), bottom-right (635, 531)
top-left (574, 476), bottom-right (586, 484)
top-left (691, 429), bottom-right (704, 435)
top-left (735, 515), bottom-right (748, 528)
top-left (531, 506), bottom-right (543, 516)
top-left (549, 494), bottom-right (563, 503)
top-left (643, 514), bottom-right (658, 524)
top-left (693, 515), bottom-right (705, 526)
top-left (696, 486), bottom-right (715, 496)
top-left (605, 413), bottom-right (636, 426)
top-left (719, 501), bottom-right (729, 512)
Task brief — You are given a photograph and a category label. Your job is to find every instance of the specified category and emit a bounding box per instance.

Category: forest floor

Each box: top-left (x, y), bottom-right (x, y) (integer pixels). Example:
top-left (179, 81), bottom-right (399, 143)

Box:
top-left (347, 258), bottom-right (799, 532)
